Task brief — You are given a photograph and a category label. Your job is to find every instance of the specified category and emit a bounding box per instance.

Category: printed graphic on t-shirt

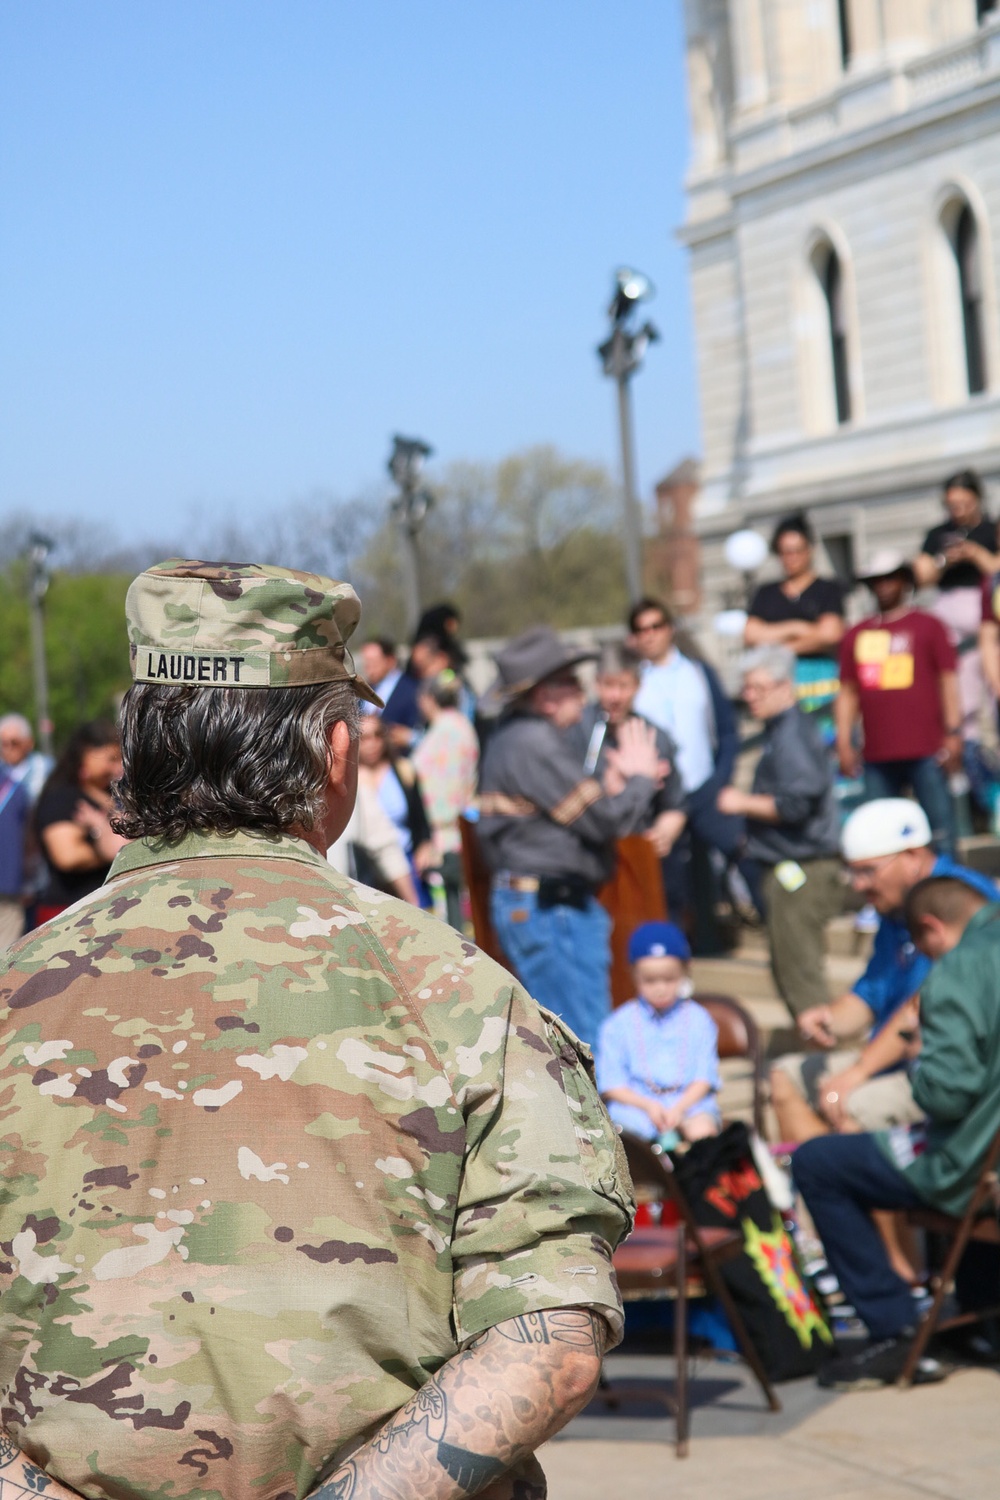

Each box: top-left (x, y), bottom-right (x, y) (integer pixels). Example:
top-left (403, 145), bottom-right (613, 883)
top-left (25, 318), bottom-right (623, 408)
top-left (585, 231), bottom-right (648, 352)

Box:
top-left (854, 629), bottom-right (914, 691)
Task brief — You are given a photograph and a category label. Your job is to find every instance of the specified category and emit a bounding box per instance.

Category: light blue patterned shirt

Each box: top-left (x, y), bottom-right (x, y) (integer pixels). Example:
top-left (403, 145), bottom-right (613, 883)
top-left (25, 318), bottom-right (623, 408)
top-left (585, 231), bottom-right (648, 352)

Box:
top-left (596, 997), bottom-right (721, 1141)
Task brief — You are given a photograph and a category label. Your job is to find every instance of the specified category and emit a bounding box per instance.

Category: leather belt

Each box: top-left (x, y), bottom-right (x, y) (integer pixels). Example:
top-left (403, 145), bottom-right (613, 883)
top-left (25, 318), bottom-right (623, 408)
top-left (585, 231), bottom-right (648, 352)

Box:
top-left (493, 872), bottom-right (541, 893)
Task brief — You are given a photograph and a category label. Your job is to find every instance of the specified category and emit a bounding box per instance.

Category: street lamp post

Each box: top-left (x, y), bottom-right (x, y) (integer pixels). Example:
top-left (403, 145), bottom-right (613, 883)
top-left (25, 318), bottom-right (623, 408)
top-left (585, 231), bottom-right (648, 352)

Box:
top-left (26, 532), bottom-right (55, 759)
top-left (598, 267), bottom-right (659, 603)
top-left (388, 435), bottom-right (434, 637)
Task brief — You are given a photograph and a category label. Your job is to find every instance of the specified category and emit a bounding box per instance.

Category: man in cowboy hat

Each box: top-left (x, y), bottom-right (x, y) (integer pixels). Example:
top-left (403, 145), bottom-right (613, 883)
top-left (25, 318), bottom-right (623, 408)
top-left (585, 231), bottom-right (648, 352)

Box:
top-left (836, 548), bottom-right (961, 856)
top-left (0, 565), bottom-right (633, 1500)
top-left (477, 625), bottom-right (662, 1048)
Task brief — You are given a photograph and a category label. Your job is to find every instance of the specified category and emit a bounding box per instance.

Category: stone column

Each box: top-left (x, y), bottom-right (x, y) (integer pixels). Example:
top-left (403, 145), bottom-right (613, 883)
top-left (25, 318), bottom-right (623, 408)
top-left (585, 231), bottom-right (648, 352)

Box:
top-left (731, 0), bottom-right (770, 112)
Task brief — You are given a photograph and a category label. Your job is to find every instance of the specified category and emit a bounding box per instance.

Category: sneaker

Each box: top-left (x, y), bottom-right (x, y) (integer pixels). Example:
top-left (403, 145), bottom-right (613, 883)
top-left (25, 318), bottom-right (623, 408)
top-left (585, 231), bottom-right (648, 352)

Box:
top-left (910, 1284), bottom-right (934, 1321)
top-left (818, 1334), bottom-right (948, 1390)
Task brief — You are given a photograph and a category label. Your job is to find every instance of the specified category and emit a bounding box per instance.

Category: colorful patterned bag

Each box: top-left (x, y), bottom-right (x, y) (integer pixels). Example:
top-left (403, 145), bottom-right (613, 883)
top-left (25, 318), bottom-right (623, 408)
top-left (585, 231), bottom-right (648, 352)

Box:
top-left (675, 1122), bottom-right (833, 1380)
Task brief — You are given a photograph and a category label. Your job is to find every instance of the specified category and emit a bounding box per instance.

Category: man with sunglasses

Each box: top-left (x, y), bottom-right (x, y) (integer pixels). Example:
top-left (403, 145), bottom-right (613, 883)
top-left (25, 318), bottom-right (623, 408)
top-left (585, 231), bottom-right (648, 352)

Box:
top-left (628, 597), bottom-right (759, 932)
top-left (770, 799), bottom-right (996, 1145)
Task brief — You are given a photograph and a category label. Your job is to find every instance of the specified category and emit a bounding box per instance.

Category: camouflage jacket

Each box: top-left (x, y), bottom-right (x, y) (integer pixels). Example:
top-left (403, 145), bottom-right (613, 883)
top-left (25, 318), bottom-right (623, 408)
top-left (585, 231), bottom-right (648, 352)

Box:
top-left (0, 830), bottom-right (632, 1500)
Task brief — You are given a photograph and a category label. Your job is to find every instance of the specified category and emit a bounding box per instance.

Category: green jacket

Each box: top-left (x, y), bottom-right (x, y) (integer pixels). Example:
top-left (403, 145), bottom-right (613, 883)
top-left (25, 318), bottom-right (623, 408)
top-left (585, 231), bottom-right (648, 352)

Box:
top-left (877, 902), bottom-right (1000, 1216)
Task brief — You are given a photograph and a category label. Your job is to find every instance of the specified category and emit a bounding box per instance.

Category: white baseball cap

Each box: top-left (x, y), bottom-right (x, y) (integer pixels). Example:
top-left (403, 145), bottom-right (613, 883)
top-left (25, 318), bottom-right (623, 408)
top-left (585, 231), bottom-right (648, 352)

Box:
top-left (856, 548), bottom-right (915, 585)
top-left (841, 799), bottom-right (932, 862)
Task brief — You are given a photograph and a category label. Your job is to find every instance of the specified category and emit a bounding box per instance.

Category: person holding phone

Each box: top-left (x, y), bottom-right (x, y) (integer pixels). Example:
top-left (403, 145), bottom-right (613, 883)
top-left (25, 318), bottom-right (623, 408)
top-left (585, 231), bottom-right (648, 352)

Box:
top-left (914, 469), bottom-right (996, 747)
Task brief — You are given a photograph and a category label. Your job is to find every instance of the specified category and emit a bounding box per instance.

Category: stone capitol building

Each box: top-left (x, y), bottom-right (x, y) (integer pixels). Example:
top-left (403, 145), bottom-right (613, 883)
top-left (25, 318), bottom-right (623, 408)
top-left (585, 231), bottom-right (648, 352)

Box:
top-left (680, 0), bottom-right (1000, 624)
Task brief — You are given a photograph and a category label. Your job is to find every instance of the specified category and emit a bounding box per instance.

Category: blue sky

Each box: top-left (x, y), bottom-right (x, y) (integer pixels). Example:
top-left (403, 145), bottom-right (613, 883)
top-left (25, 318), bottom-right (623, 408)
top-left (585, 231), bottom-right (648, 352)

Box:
top-left (0, 1), bottom-right (698, 543)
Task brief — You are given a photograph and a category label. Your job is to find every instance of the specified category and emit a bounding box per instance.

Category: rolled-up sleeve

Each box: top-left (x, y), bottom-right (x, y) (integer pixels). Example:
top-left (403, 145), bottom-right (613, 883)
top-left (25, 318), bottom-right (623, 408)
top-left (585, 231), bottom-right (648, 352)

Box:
top-left (451, 990), bottom-right (634, 1348)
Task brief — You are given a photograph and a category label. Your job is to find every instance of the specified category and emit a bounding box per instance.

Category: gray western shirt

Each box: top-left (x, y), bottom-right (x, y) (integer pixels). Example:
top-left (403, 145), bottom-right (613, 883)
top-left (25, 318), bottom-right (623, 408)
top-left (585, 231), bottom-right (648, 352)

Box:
top-left (477, 709), bottom-right (657, 887)
top-left (746, 705), bottom-right (840, 866)
top-left (566, 704), bottom-right (685, 823)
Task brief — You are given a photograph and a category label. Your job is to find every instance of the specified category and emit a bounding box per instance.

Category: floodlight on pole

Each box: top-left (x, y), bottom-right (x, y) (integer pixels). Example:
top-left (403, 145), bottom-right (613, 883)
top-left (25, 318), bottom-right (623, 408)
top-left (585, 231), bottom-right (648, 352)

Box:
top-left (598, 267), bottom-right (659, 602)
top-left (26, 532), bottom-right (55, 758)
top-left (388, 435), bottom-right (434, 636)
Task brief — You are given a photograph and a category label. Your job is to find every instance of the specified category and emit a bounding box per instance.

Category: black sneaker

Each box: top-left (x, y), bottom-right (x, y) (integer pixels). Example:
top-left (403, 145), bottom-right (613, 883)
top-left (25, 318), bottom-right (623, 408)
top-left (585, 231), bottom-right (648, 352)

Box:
top-left (818, 1335), bottom-right (948, 1391)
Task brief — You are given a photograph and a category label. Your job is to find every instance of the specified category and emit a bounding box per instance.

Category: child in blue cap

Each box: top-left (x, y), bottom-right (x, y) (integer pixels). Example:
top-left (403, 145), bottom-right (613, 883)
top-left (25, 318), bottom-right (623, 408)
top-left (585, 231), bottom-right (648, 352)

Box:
top-left (596, 920), bottom-right (721, 1146)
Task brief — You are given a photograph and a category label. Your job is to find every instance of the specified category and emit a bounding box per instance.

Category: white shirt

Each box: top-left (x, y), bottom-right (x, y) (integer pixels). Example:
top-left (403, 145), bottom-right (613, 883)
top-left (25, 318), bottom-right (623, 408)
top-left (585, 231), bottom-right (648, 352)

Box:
top-left (327, 783), bottom-right (409, 883)
top-left (633, 649), bottom-right (715, 794)
top-left (361, 665), bottom-right (402, 716)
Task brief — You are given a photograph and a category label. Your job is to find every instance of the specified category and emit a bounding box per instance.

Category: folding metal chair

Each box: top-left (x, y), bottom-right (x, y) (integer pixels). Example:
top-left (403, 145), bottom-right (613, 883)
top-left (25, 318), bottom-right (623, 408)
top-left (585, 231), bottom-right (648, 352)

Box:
top-left (694, 991), bottom-right (767, 1138)
top-left (606, 1133), bottom-right (780, 1456)
top-left (899, 1123), bottom-right (1000, 1387)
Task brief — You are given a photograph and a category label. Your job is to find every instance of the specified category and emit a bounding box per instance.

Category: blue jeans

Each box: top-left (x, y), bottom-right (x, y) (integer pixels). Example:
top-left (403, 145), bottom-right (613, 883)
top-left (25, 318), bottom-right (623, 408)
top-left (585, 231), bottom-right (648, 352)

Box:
top-left (793, 1133), bottom-right (923, 1338)
top-left (490, 886), bottom-right (611, 1051)
top-left (863, 757), bottom-right (956, 857)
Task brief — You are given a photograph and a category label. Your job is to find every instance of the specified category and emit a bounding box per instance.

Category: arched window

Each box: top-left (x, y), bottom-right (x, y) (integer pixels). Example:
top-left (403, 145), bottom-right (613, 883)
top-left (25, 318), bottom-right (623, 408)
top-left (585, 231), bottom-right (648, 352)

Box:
top-left (821, 248), bottom-right (852, 424)
top-left (800, 233), bottom-right (859, 435)
top-left (955, 204), bottom-right (987, 395)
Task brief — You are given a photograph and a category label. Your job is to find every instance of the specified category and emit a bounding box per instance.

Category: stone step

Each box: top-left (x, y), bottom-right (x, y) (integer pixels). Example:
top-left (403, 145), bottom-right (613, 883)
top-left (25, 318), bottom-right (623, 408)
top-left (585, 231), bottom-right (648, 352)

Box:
top-left (959, 835), bottom-right (1000, 877)
top-left (690, 947), bottom-right (867, 1009)
top-left (733, 912), bottom-right (874, 962)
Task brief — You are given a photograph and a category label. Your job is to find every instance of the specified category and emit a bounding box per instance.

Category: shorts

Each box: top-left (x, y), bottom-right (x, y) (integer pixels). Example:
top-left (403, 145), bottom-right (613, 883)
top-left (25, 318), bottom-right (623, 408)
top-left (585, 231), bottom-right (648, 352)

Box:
top-left (772, 1049), bottom-right (924, 1132)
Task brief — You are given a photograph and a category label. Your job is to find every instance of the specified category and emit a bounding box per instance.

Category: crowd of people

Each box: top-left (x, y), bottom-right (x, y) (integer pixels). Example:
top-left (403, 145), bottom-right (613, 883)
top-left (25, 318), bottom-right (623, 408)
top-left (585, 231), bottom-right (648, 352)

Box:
top-left (2, 467), bottom-right (1000, 1499)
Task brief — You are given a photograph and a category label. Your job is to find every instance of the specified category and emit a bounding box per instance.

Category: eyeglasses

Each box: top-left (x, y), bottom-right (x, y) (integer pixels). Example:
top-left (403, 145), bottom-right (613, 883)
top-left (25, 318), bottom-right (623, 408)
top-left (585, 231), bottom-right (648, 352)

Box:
top-left (847, 851), bottom-right (902, 885)
top-left (633, 619), bottom-right (669, 635)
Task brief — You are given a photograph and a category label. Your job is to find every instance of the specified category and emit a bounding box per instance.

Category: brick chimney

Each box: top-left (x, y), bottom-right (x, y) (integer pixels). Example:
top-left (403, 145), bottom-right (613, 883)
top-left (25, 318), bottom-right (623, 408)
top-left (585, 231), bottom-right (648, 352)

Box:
top-left (646, 457), bottom-right (701, 616)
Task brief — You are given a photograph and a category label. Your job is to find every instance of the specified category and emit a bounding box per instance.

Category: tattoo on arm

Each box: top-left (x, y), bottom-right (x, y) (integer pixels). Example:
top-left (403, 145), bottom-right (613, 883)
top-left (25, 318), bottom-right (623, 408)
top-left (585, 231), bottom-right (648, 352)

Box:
top-left (435, 1444), bottom-right (507, 1492)
top-left (0, 1434), bottom-right (56, 1496)
top-left (312, 1307), bottom-right (605, 1499)
top-left (315, 1462), bottom-right (356, 1500)
top-left (7, 1470), bottom-right (54, 1494)
top-left (493, 1309), bottom-right (606, 1355)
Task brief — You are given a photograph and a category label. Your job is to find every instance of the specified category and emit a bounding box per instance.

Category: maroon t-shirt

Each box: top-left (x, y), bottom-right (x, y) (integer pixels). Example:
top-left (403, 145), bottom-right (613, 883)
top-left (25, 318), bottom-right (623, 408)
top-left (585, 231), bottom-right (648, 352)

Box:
top-left (839, 609), bottom-right (956, 762)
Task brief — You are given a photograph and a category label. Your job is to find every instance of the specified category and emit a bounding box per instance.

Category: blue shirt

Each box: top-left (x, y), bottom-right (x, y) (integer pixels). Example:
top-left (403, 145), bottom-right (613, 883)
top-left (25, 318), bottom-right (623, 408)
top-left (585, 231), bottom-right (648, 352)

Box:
top-left (0, 773), bottom-right (28, 899)
top-left (855, 855), bottom-right (999, 1034)
top-left (633, 650), bottom-right (715, 794)
top-left (596, 997), bottom-right (721, 1141)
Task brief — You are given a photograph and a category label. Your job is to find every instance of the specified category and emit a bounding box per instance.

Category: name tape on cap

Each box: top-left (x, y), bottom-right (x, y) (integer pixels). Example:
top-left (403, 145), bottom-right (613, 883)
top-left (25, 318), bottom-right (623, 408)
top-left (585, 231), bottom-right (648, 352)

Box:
top-left (133, 649), bottom-right (271, 686)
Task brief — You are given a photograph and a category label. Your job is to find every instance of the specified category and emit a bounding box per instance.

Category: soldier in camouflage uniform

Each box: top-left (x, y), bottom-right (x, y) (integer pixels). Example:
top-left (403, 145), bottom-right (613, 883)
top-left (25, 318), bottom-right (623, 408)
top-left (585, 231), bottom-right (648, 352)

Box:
top-left (0, 561), bottom-right (633, 1500)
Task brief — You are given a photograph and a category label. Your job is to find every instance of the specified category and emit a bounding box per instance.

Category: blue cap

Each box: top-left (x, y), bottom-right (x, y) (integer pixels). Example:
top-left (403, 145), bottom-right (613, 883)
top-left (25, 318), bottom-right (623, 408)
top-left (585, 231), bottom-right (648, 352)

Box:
top-left (627, 920), bottom-right (691, 965)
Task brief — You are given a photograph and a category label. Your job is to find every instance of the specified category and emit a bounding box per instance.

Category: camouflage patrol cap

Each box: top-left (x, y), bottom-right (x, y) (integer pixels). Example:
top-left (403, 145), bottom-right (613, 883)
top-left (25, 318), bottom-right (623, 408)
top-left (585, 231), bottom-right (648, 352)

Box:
top-left (126, 559), bottom-right (383, 704)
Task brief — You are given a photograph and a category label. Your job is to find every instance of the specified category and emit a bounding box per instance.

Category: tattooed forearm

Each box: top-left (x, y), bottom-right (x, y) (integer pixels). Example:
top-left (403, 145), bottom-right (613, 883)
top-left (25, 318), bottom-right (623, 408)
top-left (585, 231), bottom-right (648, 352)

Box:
top-left (312, 1308), bottom-right (606, 1500)
top-left (317, 1462), bottom-right (356, 1500)
top-left (493, 1309), bottom-right (607, 1355)
top-left (0, 1433), bottom-right (79, 1498)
